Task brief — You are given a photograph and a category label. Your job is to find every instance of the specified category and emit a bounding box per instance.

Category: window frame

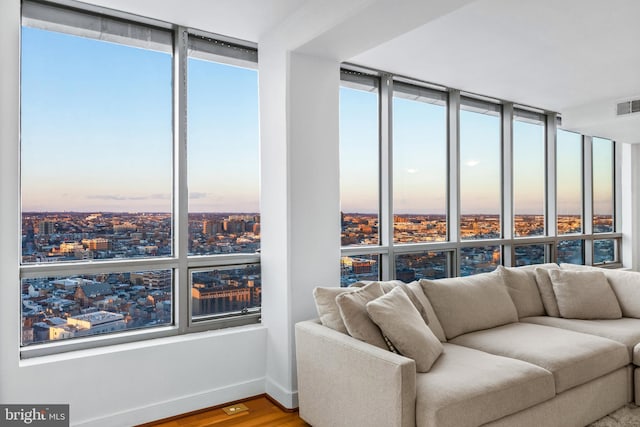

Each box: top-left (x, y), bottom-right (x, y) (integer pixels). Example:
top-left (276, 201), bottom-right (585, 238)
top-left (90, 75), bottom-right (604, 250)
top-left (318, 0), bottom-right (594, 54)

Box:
top-left (20, 0), bottom-right (260, 359)
top-left (339, 64), bottom-right (622, 285)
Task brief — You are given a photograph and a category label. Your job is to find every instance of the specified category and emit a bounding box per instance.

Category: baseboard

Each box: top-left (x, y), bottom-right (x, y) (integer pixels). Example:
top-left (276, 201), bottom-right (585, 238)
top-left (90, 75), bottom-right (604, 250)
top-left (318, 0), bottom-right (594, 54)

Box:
top-left (73, 377), bottom-right (265, 427)
top-left (265, 376), bottom-right (298, 409)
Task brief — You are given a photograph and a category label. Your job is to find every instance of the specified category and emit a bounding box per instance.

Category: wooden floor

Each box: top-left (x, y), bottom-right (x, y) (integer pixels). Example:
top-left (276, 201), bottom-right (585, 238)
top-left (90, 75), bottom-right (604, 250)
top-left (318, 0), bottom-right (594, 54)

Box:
top-left (140, 396), bottom-right (309, 427)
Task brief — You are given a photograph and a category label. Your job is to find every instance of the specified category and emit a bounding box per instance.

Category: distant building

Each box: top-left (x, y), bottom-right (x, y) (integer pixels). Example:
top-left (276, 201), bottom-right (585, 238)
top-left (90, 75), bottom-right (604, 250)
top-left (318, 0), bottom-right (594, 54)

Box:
top-left (38, 220), bottom-right (55, 235)
top-left (49, 311), bottom-right (126, 340)
top-left (192, 286), bottom-right (252, 316)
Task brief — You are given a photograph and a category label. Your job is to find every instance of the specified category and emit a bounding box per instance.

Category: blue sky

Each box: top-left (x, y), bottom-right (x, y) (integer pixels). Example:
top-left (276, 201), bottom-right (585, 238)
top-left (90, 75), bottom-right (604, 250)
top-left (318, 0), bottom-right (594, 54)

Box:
top-left (22, 26), bottom-right (611, 216)
top-left (340, 85), bottom-right (614, 215)
top-left (21, 26), bottom-right (259, 213)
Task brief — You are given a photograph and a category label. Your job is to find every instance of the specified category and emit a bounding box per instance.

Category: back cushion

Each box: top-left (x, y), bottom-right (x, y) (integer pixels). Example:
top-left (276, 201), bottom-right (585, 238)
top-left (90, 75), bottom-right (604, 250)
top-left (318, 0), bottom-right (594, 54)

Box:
top-left (496, 265), bottom-right (545, 318)
top-left (420, 270), bottom-right (518, 340)
top-left (560, 263), bottom-right (640, 318)
top-left (549, 269), bottom-right (622, 319)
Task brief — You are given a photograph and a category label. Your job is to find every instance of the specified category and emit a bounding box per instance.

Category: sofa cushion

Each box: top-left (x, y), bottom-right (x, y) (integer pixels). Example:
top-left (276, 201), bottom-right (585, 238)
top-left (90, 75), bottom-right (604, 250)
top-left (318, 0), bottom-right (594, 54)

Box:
top-left (335, 282), bottom-right (387, 349)
top-left (635, 344), bottom-right (640, 366)
top-left (521, 316), bottom-right (640, 359)
top-left (549, 269), bottom-right (622, 319)
top-left (367, 286), bottom-right (443, 372)
top-left (313, 286), bottom-right (358, 333)
top-left (420, 270), bottom-right (518, 340)
top-left (496, 265), bottom-right (545, 318)
top-left (399, 281), bottom-right (447, 342)
top-left (533, 266), bottom-right (561, 317)
top-left (351, 280), bottom-right (447, 342)
top-left (450, 322), bottom-right (629, 393)
top-left (561, 263), bottom-right (640, 319)
top-left (415, 343), bottom-right (555, 427)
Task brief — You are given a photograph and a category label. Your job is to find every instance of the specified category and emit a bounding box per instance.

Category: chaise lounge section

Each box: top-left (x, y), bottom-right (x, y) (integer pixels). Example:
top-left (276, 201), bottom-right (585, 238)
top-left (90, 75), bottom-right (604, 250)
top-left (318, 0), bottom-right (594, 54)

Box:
top-left (296, 263), bottom-right (640, 426)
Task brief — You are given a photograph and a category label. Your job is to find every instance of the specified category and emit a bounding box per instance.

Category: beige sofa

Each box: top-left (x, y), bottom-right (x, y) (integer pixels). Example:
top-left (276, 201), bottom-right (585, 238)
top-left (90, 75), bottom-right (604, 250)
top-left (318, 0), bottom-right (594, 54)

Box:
top-left (296, 263), bottom-right (640, 427)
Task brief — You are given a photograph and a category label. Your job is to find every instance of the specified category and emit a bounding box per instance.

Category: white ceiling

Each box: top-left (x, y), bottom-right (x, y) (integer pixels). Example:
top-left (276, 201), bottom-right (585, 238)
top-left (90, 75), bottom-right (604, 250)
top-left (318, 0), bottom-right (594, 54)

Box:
top-left (87, 0), bottom-right (640, 143)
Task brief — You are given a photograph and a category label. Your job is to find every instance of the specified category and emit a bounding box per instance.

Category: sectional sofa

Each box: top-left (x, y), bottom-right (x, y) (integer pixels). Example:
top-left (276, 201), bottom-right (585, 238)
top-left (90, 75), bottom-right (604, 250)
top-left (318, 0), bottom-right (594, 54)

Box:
top-left (295, 263), bottom-right (640, 427)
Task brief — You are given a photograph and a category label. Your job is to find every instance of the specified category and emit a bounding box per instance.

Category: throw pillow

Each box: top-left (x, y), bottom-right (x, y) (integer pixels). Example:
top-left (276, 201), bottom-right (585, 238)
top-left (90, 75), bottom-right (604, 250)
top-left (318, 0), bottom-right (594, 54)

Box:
top-left (560, 263), bottom-right (640, 319)
top-left (420, 270), bottom-right (518, 340)
top-left (335, 282), bottom-right (388, 349)
top-left (533, 266), bottom-right (561, 317)
top-left (549, 269), bottom-right (622, 319)
top-left (366, 286), bottom-right (443, 372)
top-left (496, 265), bottom-right (545, 318)
top-left (313, 286), bottom-right (358, 333)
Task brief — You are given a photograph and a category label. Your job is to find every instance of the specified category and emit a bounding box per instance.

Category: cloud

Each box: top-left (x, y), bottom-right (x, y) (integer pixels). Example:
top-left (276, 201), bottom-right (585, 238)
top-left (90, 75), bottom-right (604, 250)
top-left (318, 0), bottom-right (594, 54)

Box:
top-left (189, 192), bottom-right (207, 199)
top-left (465, 160), bottom-right (480, 167)
top-left (86, 194), bottom-right (163, 201)
top-left (407, 168), bottom-right (419, 174)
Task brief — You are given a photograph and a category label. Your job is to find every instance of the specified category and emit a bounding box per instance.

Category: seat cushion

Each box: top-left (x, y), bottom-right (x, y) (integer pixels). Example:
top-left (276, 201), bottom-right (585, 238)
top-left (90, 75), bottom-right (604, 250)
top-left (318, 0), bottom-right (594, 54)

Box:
top-left (521, 316), bottom-right (640, 359)
top-left (635, 344), bottom-right (640, 366)
top-left (420, 270), bottom-right (518, 339)
top-left (450, 322), bottom-right (629, 393)
top-left (416, 343), bottom-right (555, 427)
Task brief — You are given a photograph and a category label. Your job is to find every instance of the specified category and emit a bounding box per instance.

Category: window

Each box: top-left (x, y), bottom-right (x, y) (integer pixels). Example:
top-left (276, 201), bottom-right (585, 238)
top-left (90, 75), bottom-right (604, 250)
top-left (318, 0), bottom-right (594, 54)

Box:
top-left (460, 246), bottom-right (501, 276)
top-left (340, 254), bottom-right (380, 287)
top-left (513, 110), bottom-right (546, 237)
top-left (557, 129), bottom-right (583, 235)
top-left (395, 252), bottom-right (450, 281)
top-left (592, 137), bottom-right (615, 233)
top-left (557, 239), bottom-right (584, 265)
top-left (187, 36), bottom-right (260, 257)
top-left (339, 67), bottom-right (621, 279)
top-left (393, 83), bottom-right (447, 243)
top-left (20, 2), bottom-right (260, 356)
top-left (459, 98), bottom-right (501, 240)
top-left (340, 72), bottom-right (379, 246)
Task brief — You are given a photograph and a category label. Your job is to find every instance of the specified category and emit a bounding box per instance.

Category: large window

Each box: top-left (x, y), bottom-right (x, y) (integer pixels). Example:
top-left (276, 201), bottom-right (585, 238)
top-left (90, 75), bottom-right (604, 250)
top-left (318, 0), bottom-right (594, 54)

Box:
top-left (557, 129), bottom-right (583, 235)
top-left (20, 2), bottom-right (260, 355)
top-left (459, 98), bottom-right (501, 240)
top-left (592, 137), bottom-right (615, 233)
top-left (339, 68), bottom-right (621, 281)
top-left (393, 83), bottom-right (447, 243)
top-left (340, 73), bottom-right (380, 247)
top-left (513, 110), bottom-right (546, 237)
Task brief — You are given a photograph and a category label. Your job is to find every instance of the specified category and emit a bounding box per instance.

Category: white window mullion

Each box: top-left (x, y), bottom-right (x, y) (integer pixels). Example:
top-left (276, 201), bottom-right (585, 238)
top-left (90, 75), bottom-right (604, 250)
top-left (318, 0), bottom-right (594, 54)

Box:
top-left (174, 27), bottom-right (190, 332)
top-left (379, 74), bottom-right (394, 280)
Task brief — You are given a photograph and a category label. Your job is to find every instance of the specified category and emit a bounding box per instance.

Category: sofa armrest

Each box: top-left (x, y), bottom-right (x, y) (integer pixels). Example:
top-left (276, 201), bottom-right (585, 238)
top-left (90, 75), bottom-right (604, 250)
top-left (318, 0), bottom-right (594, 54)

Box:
top-left (295, 319), bottom-right (416, 427)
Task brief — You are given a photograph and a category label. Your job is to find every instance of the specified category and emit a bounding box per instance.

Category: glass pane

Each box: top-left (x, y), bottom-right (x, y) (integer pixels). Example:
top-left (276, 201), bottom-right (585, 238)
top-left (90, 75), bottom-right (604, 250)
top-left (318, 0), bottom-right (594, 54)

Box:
top-left (514, 244), bottom-right (546, 266)
top-left (21, 27), bottom-right (172, 264)
top-left (191, 265), bottom-right (261, 319)
top-left (460, 103), bottom-right (501, 240)
top-left (557, 240), bottom-right (584, 265)
top-left (557, 129), bottom-right (582, 234)
top-left (340, 254), bottom-right (380, 287)
top-left (340, 86), bottom-right (379, 246)
top-left (395, 252), bottom-right (449, 281)
top-left (393, 92), bottom-right (447, 242)
top-left (592, 137), bottom-right (614, 233)
top-left (21, 269), bottom-right (172, 346)
top-left (460, 246), bottom-right (500, 276)
top-left (513, 114), bottom-right (545, 237)
top-left (188, 56), bottom-right (260, 255)
top-left (594, 239), bottom-right (616, 264)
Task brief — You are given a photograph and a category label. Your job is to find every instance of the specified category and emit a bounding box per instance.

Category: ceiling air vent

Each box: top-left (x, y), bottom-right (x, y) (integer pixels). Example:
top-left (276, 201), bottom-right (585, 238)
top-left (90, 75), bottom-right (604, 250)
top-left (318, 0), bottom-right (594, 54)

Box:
top-left (616, 99), bottom-right (640, 116)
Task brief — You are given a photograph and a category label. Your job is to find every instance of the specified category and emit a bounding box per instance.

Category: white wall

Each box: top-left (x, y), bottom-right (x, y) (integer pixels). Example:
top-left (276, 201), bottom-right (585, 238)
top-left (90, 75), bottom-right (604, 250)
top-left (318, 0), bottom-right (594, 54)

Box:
top-left (0, 1), bottom-right (269, 426)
